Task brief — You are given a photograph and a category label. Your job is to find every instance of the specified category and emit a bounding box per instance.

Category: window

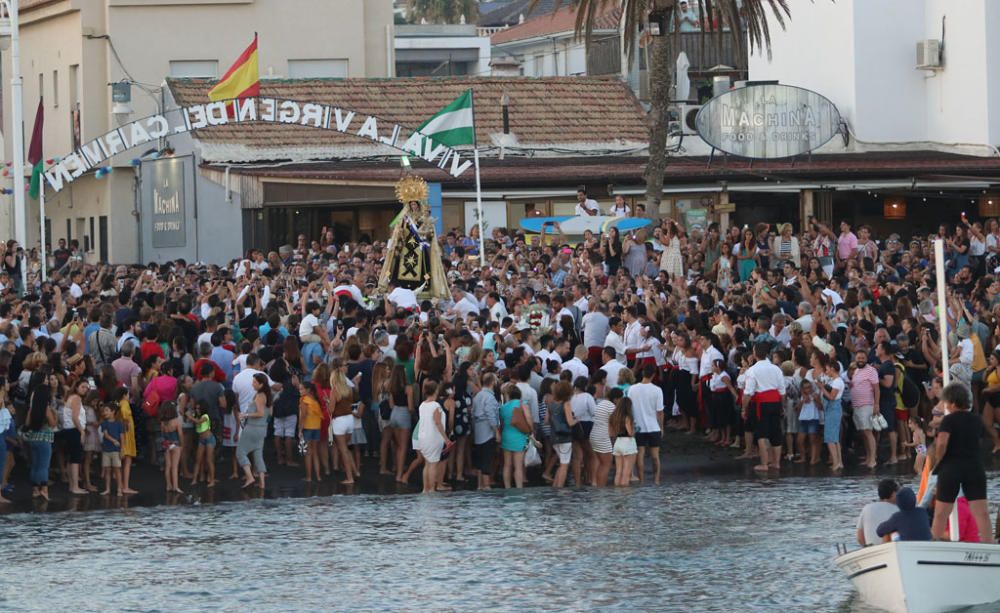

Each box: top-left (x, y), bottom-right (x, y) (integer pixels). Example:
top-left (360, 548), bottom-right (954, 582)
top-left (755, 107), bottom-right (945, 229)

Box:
top-left (66, 219), bottom-right (71, 244)
top-left (169, 60), bottom-right (219, 78)
top-left (532, 54), bottom-right (544, 76)
top-left (89, 217), bottom-right (95, 253)
top-left (52, 70), bottom-right (58, 107)
top-left (287, 59), bottom-right (349, 78)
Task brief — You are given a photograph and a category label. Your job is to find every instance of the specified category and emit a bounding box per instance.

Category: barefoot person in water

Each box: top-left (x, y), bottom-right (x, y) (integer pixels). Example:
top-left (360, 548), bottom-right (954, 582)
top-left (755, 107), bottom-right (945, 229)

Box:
top-left (741, 342), bottom-right (786, 473)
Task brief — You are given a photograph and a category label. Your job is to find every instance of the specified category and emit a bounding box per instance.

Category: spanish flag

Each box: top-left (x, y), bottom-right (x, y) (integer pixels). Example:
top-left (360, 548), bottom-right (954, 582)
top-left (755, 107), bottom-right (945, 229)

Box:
top-left (208, 34), bottom-right (260, 103)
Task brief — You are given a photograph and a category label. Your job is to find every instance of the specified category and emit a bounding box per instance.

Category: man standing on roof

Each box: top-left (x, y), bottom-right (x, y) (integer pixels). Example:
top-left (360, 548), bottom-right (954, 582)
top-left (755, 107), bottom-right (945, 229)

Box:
top-left (575, 188), bottom-right (599, 217)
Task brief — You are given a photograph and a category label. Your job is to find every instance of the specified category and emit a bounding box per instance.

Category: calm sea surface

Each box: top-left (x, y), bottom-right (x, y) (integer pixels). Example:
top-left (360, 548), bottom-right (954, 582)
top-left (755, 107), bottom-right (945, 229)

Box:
top-left (2, 475), bottom-right (999, 612)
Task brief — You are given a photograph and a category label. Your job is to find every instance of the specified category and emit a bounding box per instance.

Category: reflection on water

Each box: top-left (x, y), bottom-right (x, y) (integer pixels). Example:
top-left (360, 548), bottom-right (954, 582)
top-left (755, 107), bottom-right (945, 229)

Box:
top-left (2, 476), bottom-right (999, 612)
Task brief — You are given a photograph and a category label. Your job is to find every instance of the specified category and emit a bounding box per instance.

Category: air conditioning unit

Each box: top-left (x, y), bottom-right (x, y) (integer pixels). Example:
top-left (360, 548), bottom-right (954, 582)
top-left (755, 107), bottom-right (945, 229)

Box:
top-left (916, 39), bottom-right (942, 70)
top-left (681, 103), bottom-right (702, 135)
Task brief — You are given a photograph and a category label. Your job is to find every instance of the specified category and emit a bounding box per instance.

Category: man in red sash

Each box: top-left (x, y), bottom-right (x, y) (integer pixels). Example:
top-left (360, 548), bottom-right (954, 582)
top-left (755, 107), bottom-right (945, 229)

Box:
top-left (741, 342), bottom-right (786, 472)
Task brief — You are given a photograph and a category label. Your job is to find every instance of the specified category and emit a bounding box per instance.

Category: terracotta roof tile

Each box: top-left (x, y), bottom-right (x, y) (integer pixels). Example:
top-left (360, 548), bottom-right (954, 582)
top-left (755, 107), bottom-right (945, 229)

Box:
top-left (490, 3), bottom-right (619, 44)
top-left (167, 76), bottom-right (648, 163)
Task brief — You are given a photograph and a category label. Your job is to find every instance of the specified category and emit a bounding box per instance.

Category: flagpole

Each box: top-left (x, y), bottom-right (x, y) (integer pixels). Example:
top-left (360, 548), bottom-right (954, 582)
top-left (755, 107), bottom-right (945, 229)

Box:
top-left (39, 184), bottom-right (46, 281)
top-left (470, 90), bottom-right (486, 266)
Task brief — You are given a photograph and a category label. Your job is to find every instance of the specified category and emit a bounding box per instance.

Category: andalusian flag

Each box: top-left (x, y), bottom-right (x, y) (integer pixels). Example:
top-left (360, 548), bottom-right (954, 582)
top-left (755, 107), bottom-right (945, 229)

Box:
top-left (417, 89), bottom-right (475, 148)
top-left (208, 34), bottom-right (260, 102)
top-left (27, 98), bottom-right (44, 200)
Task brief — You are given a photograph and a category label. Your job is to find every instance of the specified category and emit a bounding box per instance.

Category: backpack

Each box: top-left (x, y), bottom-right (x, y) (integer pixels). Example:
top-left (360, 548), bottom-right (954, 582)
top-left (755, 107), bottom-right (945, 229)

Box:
top-left (893, 362), bottom-right (920, 410)
top-left (142, 389), bottom-right (162, 418)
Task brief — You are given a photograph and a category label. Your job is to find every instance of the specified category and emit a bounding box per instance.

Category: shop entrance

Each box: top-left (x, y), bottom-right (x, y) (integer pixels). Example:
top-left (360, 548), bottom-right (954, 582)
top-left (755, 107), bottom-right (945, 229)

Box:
top-left (263, 202), bottom-right (402, 250)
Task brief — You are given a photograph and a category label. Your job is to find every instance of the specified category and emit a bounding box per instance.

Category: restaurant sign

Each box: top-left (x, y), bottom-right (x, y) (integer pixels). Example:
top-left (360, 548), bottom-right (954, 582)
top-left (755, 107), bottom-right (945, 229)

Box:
top-left (695, 84), bottom-right (841, 159)
top-left (43, 97), bottom-right (476, 192)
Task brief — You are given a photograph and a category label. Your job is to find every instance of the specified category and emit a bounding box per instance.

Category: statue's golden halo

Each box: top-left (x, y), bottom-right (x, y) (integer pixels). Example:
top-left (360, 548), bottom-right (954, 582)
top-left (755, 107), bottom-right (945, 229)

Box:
top-left (395, 175), bottom-right (429, 205)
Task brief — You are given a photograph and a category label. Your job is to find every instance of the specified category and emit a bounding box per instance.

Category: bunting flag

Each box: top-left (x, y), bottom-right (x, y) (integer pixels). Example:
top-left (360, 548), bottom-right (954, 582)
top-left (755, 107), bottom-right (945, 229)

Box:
top-left (208, 34), bottom-right (260, 103)
top-left (417, 89), bottom-right (475, 148)
top-left (28, 98), bottom-right (44, 199)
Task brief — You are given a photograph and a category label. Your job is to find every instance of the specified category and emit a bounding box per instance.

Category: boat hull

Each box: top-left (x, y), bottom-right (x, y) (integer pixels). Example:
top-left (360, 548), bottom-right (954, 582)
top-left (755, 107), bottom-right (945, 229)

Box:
top-left (835, 541), bottom-right (1000, 613)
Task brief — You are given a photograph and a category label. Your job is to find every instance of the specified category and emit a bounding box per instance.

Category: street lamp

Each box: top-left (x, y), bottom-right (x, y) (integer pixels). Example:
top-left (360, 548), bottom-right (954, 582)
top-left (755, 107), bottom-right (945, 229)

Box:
top-left (0, 0), bottom-right (27, 290)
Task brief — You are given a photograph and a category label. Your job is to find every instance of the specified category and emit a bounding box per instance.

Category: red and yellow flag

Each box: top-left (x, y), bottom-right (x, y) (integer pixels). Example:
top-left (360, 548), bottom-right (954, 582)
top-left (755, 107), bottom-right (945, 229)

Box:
top-left (208, 34), bottom-right (259, 102)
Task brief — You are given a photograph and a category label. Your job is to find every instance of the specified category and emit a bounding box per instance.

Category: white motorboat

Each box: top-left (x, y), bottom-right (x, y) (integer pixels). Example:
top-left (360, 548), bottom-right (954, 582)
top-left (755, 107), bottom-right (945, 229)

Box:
top-left (834, 540), bottom-right (1000, 613)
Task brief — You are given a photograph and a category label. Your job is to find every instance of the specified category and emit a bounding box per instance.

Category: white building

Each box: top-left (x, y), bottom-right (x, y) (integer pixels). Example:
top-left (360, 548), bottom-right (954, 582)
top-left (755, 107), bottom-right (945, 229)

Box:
top-left (748, 0), bottom-right (1000, 157)
top-left (395, 24), bottom-right (491, 77)
top-left (0, 0), bottom-right (394, 264)
top-left (490, 4), bottom-right (622, 78)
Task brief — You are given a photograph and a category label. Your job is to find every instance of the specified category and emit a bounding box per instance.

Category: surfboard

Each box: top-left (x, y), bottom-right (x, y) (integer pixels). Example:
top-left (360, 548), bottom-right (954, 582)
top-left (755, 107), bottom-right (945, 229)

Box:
top-left (519, 215), bottom-right (652, 236)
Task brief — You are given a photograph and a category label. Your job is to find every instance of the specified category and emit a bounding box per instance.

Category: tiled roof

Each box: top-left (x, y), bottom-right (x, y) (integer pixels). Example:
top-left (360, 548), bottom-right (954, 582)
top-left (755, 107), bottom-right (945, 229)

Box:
top-left (491, 3), bottom-right (619, 44)
top-left (478, 0), bottom-right (559, 27)
top-left (166, 77), bottom-right (648, 163)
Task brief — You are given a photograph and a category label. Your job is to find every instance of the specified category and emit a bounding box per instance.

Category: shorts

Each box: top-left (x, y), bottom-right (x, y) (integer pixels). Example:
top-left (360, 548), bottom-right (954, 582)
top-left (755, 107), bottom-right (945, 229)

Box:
top-left (612, 436), bottom-right (638, 456)
top-left (472, 439), bottom-right (497, 473)
top-left (350, 425), bottom-right (367, 446)
top-left (553, 442), bottom-right (572, 465)
top-left (853, 405), bottom-right (874, 431)
top-left (101, 451), bottom-right (122, 468)
top-left (753, 403), bottom-right (783, 447)
top-left (572, 421), bottom-right (594, 442)
top-left (879, 404), bottom-right (896, 431)
top-left (302, 429), bottom-right (320, 442)
top-left (635, 431), bottom-right (662, 449)
top-left (935, 463), bottom-right (988, 503)
top-left (331, 414), bottom-right (354, 437)
top-left (57, 428), bottom-right (84, 464)
top-left (798, 419), bottom-right (819, 435)
top-left (273, 415), bottom-right (297, 438)
top-left (198, 434), bottom-right (217, 446)
top-left (388, 407), bottom-right (412, 430)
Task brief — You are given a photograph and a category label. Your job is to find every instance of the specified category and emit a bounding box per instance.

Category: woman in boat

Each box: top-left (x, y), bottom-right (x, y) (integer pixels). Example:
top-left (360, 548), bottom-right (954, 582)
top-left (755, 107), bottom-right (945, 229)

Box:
top-left (930, 383), bottom-right (994, 544)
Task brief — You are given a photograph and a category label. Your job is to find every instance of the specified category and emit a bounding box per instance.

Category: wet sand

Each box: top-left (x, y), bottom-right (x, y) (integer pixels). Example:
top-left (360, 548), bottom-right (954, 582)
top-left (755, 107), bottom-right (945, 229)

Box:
top-left (3, 431), bottom-right (997, 515)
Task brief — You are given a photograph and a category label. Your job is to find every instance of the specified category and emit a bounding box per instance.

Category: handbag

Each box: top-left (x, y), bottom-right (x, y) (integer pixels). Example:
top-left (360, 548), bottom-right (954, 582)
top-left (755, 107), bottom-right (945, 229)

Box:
top-left (871, 412), bottom-right (888, 432)
top-left (524, 442), bottom-right (541, 467)
top-left (379, 397), bottom-right (392, 421)
top-left (510, 402), bottom-right (532, 434)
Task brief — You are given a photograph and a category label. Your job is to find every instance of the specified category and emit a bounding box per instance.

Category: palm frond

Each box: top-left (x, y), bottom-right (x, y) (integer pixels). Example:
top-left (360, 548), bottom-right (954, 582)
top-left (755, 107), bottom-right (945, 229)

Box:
top-left (533, 0), bottom-right (791, 62)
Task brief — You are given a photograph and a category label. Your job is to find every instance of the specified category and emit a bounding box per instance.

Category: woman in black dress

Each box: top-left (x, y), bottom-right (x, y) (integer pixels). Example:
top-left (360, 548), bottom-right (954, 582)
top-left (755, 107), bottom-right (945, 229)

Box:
top-left (602, 227), bottom-right (622, 276)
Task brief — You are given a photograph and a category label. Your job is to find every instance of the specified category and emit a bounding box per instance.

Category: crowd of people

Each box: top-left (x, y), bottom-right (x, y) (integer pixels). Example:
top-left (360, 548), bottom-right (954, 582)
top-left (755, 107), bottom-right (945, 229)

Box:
top-left (0, 206), bottom-right (995, 536)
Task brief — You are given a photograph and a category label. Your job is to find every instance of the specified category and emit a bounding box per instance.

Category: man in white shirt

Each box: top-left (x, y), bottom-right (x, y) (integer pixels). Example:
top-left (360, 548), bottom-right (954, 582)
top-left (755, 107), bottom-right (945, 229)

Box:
top-left (511, 364), bottom-right (540, 425)
top-left (856, 479), bottom-right (899, 546)
top-left (604, 316), bottom-right (626, 363)
top-left (574, 188), bottom-right (599, 217)
top-left (486, 291), bottom-right (508, 323)
top-left (622, 306), bottom-right (647, 367)
top-left (299, 301), bottom-right (329, 347)
top-left (449, 286), bottom-right (480, 320)
top-left (794, 301), bottom-right (814, 333)
top-left (600, 346), bottom-right (627, 387)
top-left (69, 270), bottom-right (84, 299)
top-left (562, 345), bottom-right (590, 382)
top-left (386, 280), bottom-right (420, 311)
top-left (627, 364), bottom-right (664, 484)
top-left (582, 304), bottom-right (609, 371)
top-left (232, 354), bottom-right (278, 415)
top-left (741, 342), bottom-right (787, 472)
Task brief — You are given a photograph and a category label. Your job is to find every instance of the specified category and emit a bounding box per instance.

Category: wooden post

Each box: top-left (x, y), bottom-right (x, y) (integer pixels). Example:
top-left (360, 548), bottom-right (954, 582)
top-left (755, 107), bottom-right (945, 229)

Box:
top-left (718, 190), bottom-right (732, 232)
top-left (800, 189), bottom-right (815, 229)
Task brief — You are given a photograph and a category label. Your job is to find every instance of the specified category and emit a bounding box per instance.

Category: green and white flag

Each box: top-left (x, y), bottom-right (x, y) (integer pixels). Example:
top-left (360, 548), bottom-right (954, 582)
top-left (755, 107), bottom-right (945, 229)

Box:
top-left (417, 89), bottom-right (475, 148)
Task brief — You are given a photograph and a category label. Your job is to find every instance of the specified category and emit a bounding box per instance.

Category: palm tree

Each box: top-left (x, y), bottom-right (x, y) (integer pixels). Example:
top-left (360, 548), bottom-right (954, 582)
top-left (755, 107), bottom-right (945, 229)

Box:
top-left (407, 0), bottom-right (479, 24)
top-left (535, 0), bottom-right (790, 218)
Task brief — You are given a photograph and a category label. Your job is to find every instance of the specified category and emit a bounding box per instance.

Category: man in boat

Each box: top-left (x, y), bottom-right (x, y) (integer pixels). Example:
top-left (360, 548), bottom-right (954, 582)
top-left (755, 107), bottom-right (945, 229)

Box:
top-left (876, 487), bottom-right (932, 542)
top-left (741, 341), bottom-right (787, 472)
top-left (856, 479), bottom-right (900, 546)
